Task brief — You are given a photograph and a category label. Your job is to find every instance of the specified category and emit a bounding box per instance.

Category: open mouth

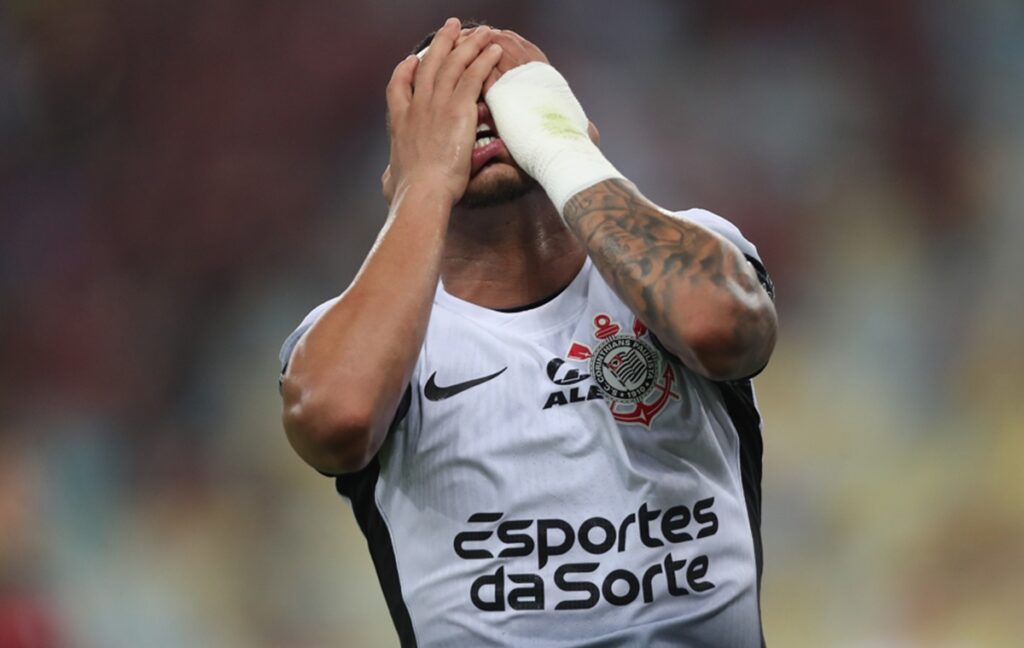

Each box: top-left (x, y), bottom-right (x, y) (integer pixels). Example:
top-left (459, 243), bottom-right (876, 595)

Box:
top-left (474, 122), bottom-right (498, 150)
top-left (469, 101), bottom-right (507, 175)
top-left (470, 120), bottom-right (506, 175)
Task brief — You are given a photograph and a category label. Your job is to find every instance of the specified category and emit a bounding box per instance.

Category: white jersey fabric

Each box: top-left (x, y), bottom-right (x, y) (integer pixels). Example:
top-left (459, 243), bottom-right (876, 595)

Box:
top-left (280, 209), bottom-right (771, 647)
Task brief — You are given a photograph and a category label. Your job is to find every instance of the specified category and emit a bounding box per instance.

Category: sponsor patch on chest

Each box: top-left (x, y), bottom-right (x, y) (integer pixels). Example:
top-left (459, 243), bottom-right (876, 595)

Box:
top-left (543, 314), bottom-right (679, 426)
top-left (590, 333), bottom-right (660, 402)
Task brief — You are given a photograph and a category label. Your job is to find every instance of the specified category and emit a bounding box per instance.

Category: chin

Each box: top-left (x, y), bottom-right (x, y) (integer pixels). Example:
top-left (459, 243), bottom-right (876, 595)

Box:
top-left (459, 163), bottom-right (538, 209)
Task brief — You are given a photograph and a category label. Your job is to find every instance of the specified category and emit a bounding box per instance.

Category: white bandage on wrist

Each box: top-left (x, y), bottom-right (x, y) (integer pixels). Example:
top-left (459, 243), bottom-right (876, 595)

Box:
top-left (484, 62), bottom-right (625, 214)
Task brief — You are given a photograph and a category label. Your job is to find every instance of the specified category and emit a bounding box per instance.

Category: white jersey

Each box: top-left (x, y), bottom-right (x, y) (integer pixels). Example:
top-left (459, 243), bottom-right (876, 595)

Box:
top-left (281, 209), bottom-right (772, 647)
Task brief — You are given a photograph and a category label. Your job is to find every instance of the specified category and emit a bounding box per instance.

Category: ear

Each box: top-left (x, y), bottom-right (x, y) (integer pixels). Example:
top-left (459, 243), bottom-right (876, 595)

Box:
top-left (381, 164), bottom-right (395, 205)
top-left (587, 121), bottom-right (600, 146)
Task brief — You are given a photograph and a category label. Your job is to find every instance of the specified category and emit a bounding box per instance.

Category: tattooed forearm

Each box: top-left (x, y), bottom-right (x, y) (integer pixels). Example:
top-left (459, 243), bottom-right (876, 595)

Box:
top-left (563, 179), bottom-right (777, 380)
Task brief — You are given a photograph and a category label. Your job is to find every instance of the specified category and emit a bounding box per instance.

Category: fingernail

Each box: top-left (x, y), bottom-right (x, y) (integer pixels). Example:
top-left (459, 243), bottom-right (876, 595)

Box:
top-left (446, 17), bottom-right (458, 27)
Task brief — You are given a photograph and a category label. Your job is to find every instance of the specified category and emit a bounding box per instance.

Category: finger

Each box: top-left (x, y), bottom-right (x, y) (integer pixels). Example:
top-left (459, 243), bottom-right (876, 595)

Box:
top-left (422, 25), bottom-right (478, 59)
top-left (454, 43), bottom-right (503, 102)
top-left (386, 55), bottom-right (418, 115)
top-left (434, 26), bottom-right (493, 96)
top-left (482, 67), bottom-right (501, 95)
top-left (499, 29), bottom-right (541, 51)
top-left (523, 40), bottom-right (549, 64)
top-left (452, 25), bottom-right (480, 47)
top-left (494, 30), bottom-right (549, 68)
top-left (489, 31), bottom-right (532, 73)
top-left (414, 18), bottom-right (460, 98)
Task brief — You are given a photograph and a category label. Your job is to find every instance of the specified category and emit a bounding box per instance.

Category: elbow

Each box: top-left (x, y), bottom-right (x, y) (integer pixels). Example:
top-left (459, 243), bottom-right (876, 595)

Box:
top-left (280, 376), bottom-right (380, 474)
top-left (678, 298), bottom-right (778, 382)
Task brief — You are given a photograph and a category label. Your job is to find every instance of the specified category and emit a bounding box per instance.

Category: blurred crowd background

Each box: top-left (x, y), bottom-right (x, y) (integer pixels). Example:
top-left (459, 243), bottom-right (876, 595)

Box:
top-left (2, 0), bottom-right (1022, 646)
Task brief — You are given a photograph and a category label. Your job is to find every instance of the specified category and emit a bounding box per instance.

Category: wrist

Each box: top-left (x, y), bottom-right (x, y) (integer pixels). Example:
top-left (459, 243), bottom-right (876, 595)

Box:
top-left (485, 62), bottom-right (625, 215)
top-left (393, 172), bottom-right (460, 211)
top-left (534, 139), bottom-right (623, 216)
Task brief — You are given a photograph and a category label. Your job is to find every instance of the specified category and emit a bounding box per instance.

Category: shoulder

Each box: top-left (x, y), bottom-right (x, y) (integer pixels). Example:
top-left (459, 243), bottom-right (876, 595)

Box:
top-left (670, 208), bottom-right (774, 299)
top-left (279, 296), bottom-right (340, 373)
top-left (670, 208), bottom-right (762, 263)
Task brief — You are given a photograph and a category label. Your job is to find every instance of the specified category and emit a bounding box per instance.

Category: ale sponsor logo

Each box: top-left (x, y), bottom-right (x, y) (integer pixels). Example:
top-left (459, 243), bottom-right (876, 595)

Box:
top-left (543, 314), bottom-right (679, 426)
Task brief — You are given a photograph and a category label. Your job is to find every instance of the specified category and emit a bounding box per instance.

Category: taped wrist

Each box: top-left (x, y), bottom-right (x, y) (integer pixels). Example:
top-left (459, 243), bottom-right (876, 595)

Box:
top-left (484, 62), bottom-right (624, 214)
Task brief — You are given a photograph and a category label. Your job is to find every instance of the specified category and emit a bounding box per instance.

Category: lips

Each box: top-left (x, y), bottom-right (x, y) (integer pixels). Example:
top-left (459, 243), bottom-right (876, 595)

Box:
top-left (471, 133), bottom-right (506, 175)
top-left (470, 103), bottom-right (507, 175)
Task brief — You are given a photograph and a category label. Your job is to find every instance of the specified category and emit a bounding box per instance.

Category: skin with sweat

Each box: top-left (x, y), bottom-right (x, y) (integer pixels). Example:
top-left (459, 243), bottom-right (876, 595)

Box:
top-left (281, 18), bottom-right (777, 475)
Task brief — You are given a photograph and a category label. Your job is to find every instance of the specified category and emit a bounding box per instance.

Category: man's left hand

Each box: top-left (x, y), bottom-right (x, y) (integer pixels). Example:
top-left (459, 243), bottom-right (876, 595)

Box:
top-left (481, 30), bottom-right (549, 93)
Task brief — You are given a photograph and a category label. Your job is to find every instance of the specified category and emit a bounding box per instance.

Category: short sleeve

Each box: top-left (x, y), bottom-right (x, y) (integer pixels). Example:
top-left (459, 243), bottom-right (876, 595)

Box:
top-left (279, 297), bottom-right (340, 376)
top-left (674, 208), bottom-right (774, 300)
top-left (278, 296), bottom-right (417, 475)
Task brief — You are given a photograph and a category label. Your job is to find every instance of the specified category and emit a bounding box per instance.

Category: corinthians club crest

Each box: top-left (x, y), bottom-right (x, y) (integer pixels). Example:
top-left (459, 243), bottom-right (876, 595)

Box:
top-left (566, 314), bottom-right (680, 426)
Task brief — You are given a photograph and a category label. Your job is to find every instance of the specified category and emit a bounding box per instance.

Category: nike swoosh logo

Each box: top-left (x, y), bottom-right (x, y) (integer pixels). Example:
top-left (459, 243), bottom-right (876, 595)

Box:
top-left (424, 367), bottom-right (507, 402)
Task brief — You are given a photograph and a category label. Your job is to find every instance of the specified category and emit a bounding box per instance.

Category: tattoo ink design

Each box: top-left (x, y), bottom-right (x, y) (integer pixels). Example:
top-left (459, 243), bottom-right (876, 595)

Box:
top-left (562, 179), bottom-right (774, 378)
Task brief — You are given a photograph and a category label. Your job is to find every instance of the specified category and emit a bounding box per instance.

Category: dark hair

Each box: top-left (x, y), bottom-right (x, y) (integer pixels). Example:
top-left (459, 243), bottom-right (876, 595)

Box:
top-left (412, 19), bottom-right (490, 55)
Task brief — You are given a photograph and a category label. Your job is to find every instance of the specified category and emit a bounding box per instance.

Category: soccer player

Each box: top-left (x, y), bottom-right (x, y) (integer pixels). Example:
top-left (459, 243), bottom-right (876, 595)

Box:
top-left (279, 18), bottom-right (777, 647)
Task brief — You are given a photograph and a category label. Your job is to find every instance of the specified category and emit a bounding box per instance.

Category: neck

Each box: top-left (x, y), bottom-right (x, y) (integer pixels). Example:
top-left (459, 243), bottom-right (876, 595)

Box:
top-left (442, 187), bottom-right (586, 310)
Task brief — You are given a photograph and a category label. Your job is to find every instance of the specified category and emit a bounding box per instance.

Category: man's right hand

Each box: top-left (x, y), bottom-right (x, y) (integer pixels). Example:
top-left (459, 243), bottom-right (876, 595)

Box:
top-left (283, 19), bottom-right (501, 475)
top-left (382, 18), bottom-right (502, 206)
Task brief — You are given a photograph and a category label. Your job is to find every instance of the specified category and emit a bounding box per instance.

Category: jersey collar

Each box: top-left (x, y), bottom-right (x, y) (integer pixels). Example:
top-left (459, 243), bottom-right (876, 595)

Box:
top-left (435, 258), bottom-right (591, 337)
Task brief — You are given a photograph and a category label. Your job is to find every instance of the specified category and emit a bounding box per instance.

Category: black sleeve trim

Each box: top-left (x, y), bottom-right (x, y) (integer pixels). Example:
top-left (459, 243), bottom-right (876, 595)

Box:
top-left (746, 255), bottom-right (775, 301)
top-left (641, 254), bottom-right (774, 381)
top-left (739, 255), bottom-right (774, 379)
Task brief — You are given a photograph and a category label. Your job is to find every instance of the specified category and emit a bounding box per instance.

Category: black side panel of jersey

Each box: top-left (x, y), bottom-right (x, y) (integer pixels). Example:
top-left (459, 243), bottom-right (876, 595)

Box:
top-left (717, 378), bottom-right (766, 647)
top-left (335, 388), bottom-right (417, 647)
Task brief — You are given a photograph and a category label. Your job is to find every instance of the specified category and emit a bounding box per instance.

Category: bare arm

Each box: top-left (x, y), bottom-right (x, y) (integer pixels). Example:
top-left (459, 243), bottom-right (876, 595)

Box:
top-left (482, 30), bottom-right (777, 381)
top-left (563, 179), bottom-right (777, 381)
top-left (280, 20), bottom-right (502, 474)
top-left (281, 186), bottom-right (449, 474)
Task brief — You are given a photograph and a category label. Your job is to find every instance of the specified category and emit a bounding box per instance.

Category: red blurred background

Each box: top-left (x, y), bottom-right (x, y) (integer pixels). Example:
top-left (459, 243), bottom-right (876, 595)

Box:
top-left (2, 1), bottom-right (1022, 645)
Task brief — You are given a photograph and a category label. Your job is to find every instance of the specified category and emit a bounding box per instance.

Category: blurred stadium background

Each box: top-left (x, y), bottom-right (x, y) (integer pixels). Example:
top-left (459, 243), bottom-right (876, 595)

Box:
top-left (2, 0), bottom-right (1022, 646)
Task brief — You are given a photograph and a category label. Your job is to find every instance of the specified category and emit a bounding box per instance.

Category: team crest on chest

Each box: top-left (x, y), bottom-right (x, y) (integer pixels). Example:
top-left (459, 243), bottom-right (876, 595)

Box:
top-left (560, 314), bottom-right (680, 426)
